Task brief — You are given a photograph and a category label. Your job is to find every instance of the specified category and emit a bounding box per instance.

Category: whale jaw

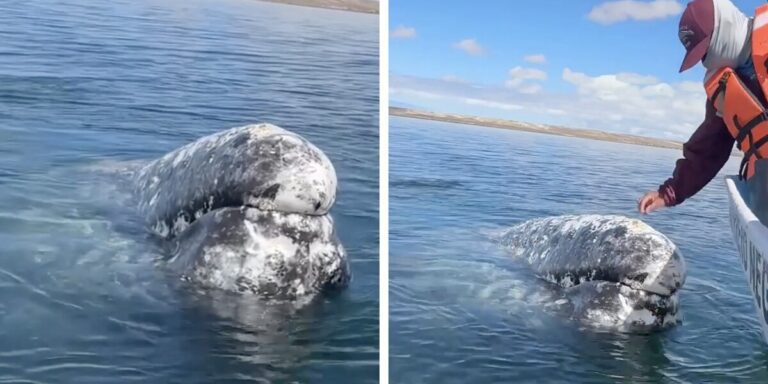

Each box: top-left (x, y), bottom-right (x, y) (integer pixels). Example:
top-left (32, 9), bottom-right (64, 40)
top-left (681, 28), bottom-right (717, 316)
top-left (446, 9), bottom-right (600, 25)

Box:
top-left (549, 281), bottom-right (680, 332)
top-left (166, 207), bottom-right (350, 300)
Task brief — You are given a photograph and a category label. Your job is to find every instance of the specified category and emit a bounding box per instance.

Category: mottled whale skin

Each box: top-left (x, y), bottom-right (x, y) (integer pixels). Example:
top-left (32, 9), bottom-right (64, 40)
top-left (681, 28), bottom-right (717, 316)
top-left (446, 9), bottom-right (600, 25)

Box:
top-left (134, 123), bottom-right (337, 239)
top-left (496, 215), bottom-right (686, 331)
top-left (134, 123), bottom-right (349, 299)
top-left (167, 207), bottom-right (349, 298)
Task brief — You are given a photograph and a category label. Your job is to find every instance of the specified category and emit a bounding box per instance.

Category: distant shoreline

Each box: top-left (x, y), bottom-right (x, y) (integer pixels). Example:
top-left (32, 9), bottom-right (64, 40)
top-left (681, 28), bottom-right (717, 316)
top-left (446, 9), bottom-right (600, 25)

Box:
top-left (390, 106), bottom-right (741, 157)
top-left (257, 0), bottom-right (378, 14)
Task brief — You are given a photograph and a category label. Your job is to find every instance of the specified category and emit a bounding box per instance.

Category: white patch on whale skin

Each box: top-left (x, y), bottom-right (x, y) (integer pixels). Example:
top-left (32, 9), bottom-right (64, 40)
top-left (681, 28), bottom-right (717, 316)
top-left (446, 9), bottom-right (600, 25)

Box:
top-left (171, 208), bottom-right (349, 299)
top-left (152, 220), bottom-right (170, 239)
top-left (243, 122), bottom-right (285, 139)
top-left (242, 218), bottom-right (301, 262)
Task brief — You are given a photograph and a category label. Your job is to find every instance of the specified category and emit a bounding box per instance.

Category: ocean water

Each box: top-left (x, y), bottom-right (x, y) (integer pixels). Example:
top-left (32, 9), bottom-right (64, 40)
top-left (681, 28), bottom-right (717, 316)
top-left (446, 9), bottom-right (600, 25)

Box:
top-left (389, 116), bottom-right (768, 383)
top-left (0, 1), bottom-right (378, 382)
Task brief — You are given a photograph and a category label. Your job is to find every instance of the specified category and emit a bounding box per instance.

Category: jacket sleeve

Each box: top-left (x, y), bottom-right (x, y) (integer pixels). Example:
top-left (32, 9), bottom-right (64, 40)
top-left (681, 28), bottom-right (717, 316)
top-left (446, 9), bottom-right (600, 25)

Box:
top-left (658, 100), bottom-right (735, 206)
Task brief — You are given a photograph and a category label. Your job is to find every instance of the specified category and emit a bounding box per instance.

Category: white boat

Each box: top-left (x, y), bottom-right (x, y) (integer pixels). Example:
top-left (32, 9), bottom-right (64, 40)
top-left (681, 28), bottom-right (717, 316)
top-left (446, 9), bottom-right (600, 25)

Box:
top-left (725, 175), bottom-right (768, 342)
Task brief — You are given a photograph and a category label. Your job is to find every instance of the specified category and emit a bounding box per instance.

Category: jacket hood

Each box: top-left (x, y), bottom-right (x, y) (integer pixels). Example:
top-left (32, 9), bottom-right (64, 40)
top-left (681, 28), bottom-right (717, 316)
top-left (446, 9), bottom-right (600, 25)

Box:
top-left (702, 0), bottom-right (752, 82)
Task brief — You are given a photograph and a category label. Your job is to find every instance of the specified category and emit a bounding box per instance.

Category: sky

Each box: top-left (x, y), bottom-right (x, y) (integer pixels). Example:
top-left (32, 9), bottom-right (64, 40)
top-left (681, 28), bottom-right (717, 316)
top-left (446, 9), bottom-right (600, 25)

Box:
top-left (389, 0), bottom-right (765, 141)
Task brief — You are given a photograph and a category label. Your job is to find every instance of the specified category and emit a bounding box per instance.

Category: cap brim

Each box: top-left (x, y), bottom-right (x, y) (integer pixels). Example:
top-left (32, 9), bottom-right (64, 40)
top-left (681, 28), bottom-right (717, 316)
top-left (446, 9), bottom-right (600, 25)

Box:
top-left (679, 36), bottom-right (710, 73)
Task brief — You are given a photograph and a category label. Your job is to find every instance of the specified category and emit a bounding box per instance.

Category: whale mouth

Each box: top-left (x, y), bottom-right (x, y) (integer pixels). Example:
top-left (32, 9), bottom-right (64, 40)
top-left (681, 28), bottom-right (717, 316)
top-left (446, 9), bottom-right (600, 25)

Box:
top-left (542, 267), bottom-right (682, 297)
top-left (548, 278), bottom-right (680, 332)
top-left (530, 253), bottom-right (683, 331)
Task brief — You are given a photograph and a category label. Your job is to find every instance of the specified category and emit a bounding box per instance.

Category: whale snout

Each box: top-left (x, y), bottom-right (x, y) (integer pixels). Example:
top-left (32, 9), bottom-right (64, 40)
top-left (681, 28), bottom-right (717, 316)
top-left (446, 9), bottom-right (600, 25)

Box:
top-left (241, 127), bottom-right (338, 216)
top-left (608, 228), bottom-right (686, 299)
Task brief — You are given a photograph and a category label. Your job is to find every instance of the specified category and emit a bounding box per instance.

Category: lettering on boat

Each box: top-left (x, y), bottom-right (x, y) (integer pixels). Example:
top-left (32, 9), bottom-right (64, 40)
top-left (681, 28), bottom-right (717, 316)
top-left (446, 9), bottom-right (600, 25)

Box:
top-left (730, 203), bottom-right (768, 325)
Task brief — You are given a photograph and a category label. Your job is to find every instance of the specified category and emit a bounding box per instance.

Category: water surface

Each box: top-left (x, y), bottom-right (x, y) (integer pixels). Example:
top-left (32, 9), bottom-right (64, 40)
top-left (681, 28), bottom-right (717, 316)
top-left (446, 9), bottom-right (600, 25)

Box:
top-left (0, 1), bottom-right (378, 382)
top-left (390, 116), bottom-right (768, 383)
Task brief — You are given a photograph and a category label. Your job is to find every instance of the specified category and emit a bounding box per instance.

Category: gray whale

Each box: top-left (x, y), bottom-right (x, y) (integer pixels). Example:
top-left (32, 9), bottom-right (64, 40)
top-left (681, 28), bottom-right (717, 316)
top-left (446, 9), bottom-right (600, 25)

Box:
top-left (496, 215), bottom-right (686, 331)
top-left (133, 123), bottom-right (350, 299)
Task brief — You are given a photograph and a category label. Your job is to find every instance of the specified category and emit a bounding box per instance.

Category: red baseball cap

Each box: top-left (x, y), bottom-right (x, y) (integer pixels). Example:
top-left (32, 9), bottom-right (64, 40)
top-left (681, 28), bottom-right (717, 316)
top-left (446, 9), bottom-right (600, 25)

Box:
top-left (678, 0), bottom-right (715, 72)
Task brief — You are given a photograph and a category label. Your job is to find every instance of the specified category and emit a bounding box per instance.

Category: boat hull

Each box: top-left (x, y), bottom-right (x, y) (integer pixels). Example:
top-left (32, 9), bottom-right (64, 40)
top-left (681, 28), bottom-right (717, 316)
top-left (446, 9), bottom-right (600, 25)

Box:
top-left (726, 175), bottom-right (768, 342)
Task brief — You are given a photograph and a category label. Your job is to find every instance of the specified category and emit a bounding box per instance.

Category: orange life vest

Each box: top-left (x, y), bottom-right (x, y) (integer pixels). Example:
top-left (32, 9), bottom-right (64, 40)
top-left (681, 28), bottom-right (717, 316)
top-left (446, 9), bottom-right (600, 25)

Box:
top-left (705, 4), bottom-right (768, 180)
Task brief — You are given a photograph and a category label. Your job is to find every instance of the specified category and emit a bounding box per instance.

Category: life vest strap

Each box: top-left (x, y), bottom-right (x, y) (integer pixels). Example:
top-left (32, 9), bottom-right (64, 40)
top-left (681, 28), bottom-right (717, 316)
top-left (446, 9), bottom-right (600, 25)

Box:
top-left (709, 71), bottom-right (730, 105)
top-left (733, 112), bottom-right (768, 151)
top-left (740, 155), bottom-right (751, 180)
top-left (739, 134), bottom-right (768, 179)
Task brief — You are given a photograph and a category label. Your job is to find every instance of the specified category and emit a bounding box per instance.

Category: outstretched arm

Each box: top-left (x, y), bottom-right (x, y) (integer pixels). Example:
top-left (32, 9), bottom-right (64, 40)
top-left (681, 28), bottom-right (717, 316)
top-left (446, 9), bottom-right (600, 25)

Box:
top-left (639, 100), bottom-right (734, 213)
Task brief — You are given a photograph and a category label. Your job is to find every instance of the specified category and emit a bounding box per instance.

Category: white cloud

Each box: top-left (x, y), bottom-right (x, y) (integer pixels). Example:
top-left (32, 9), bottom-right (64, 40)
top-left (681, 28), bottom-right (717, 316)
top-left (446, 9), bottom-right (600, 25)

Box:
top-left (559, 67), bottom-right (702, 135)
top-left (453, 38), bottom-right (485, 56)
top-left (507, 67), bottom-right (547, 83)
top-left (389, 68), bottom-right (706, 141)
top-left (389, 87), bottom-right (445, 100)
top-left (391, 25), bottom-right (416, 39)
top-left (442, 75), bottom-right (467, 83)
top-left (588, 0), bottom-right (683, 25)
top-left (520, 84), bottom-right (545, 94)
top-left (524, 54), bottom-right (547, 64)
top-left (463, 98), bottom-right (524, 111)
top-left (561, 67), bottom-right (703, 135)
top-left (615, 72), bottom-right (659, 85)
top-left (546, 108), bottom-right (566, 115)
top-left (505, 66), bottom-right (547, 94)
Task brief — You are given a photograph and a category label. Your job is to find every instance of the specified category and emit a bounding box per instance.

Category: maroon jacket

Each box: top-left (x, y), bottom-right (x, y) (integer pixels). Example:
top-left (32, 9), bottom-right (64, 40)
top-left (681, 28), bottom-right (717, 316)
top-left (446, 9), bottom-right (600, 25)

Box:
top-left (658, 68), bottom-right (765, 206)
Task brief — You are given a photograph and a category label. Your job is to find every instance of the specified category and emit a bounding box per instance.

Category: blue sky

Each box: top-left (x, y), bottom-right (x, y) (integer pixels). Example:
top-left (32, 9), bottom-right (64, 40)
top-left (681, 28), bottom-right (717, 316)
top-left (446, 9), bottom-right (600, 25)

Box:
top-left (389, 0), bottom-right (765, 140)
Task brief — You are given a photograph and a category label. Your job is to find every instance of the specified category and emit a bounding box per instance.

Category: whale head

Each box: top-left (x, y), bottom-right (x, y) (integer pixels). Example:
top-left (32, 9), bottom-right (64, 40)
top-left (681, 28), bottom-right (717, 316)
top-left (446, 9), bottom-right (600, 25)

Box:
top-left (134, 124), bottom-right (349, 299)
top-left (497, 214), bottom-right (686, 331)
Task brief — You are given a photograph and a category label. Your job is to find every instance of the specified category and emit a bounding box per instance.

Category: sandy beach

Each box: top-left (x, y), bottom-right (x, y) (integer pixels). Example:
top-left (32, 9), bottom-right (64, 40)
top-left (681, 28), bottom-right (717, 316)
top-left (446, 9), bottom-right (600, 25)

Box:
top-left (258, 0), bottom-right (378, 14)
top-left (390, 106), bottom-right (741, 157)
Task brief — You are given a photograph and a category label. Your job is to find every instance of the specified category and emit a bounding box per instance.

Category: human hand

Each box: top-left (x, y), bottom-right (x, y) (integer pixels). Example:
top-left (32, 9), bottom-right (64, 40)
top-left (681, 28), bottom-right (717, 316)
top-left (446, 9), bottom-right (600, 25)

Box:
top-left (637, 191), bottom-right (667, 214)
